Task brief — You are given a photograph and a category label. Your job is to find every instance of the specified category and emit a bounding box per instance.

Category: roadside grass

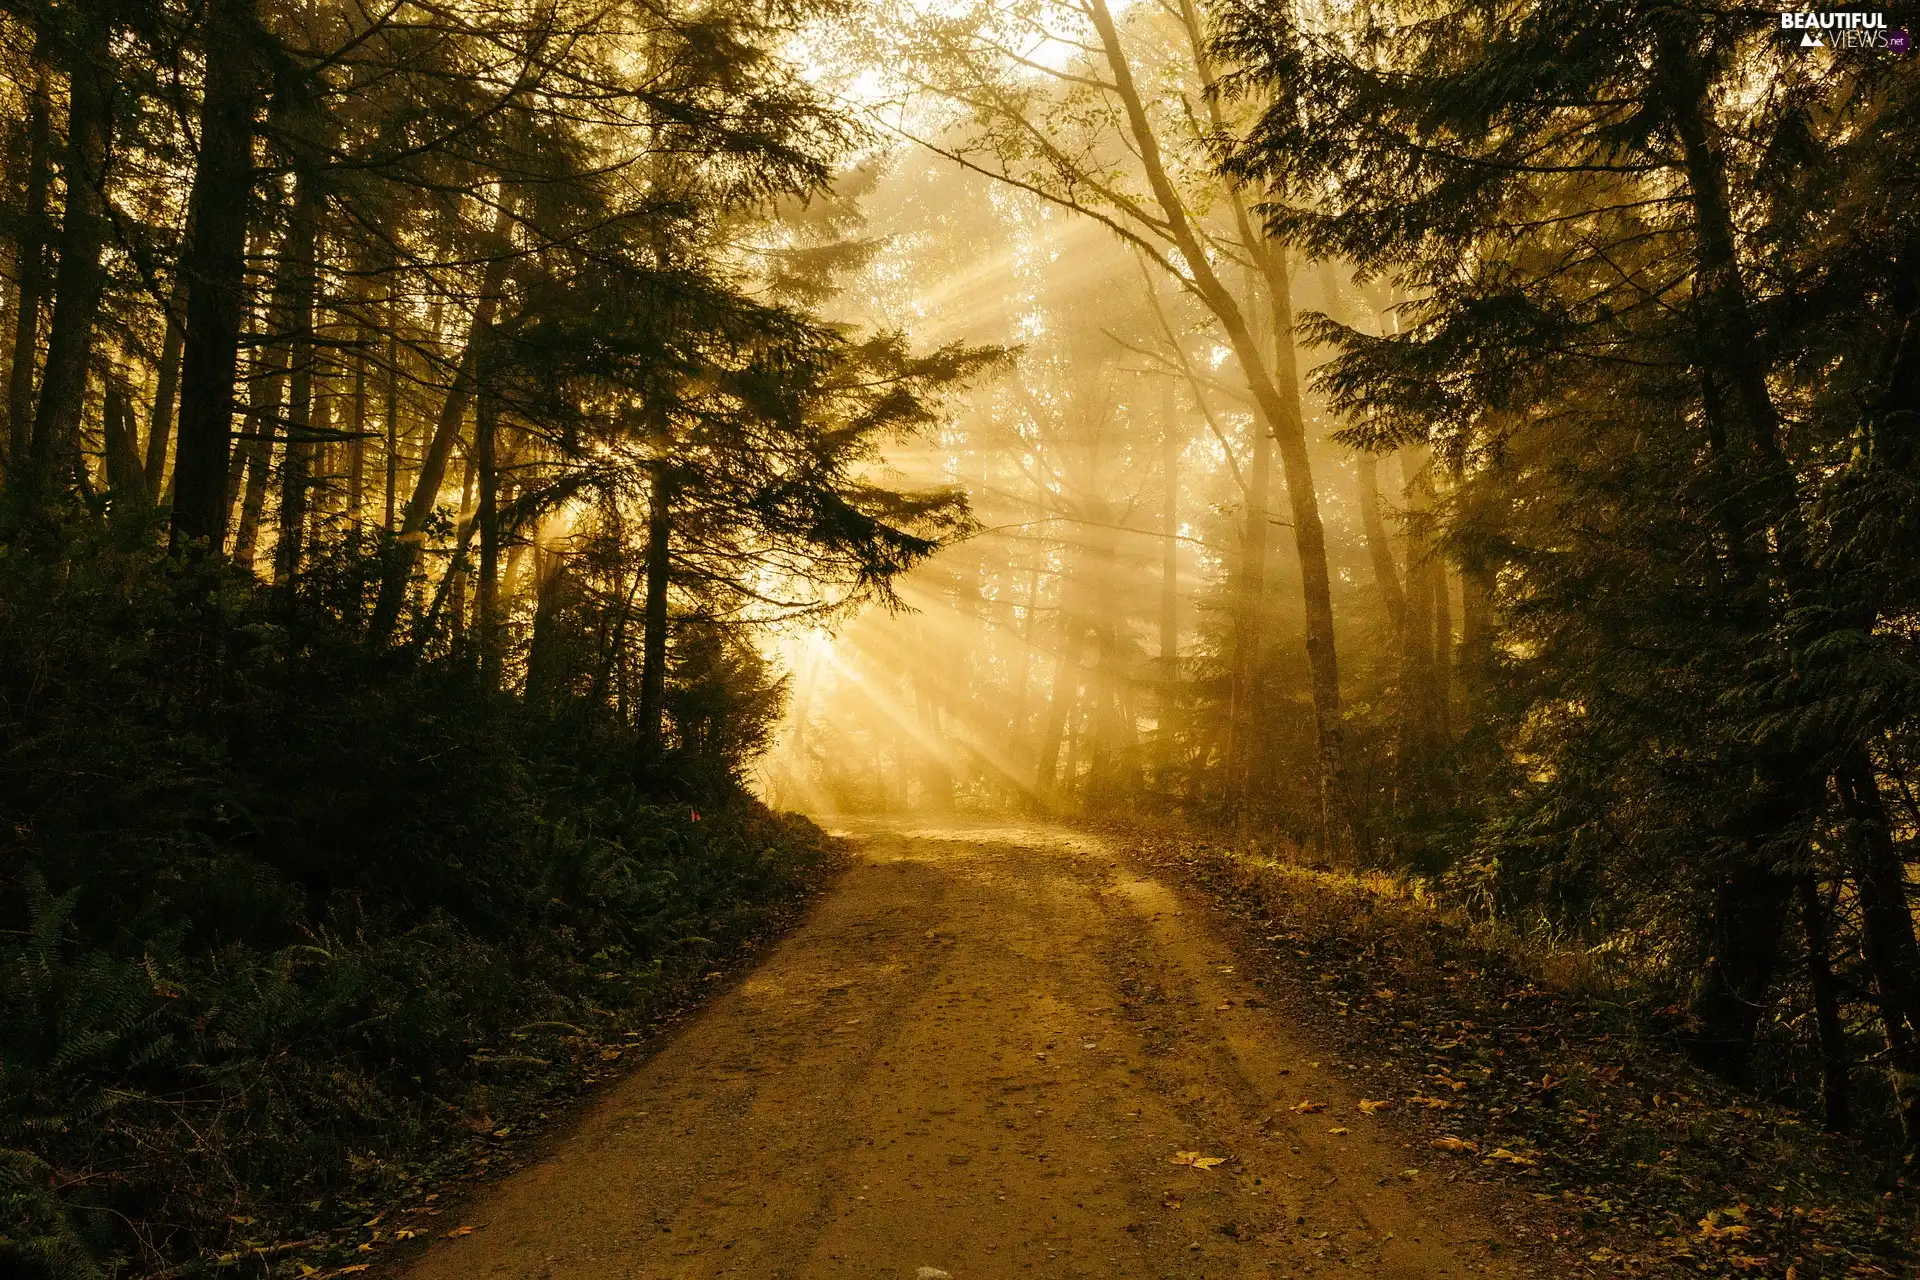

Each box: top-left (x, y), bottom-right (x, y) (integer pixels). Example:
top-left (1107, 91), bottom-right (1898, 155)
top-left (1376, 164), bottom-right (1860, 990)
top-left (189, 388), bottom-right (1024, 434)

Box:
top-left (1115, 823), bottom-right (1917, 1280)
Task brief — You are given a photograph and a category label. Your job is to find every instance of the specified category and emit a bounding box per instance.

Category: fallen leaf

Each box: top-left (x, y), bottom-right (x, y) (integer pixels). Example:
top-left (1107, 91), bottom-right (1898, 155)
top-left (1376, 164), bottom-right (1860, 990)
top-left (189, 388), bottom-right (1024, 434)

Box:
top-left (1430, 1136), bottom-right (1479, 1154)
top-left (1291, 1100), bottom-right (1327, 1113)
top-left (1408, 1094), bottom-right (1454, 1109)
top-left (1168, 1150), bottom-right (1227, 1170)
top-left (1327, 1126), bottom-right (1350, 1135)
top-left (1486, 1147), bottom-right (1538, 1167)
top-left (443, 1225), bottom-right (476, 1239)
top-left (1356, 1098), bottom-right (1392, 1114)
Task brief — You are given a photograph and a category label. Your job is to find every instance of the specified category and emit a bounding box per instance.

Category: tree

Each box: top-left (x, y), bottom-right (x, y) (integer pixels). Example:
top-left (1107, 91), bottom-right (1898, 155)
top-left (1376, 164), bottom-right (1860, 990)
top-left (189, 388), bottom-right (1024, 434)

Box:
top-left (1219, 0), bottom-right (1920, 1140)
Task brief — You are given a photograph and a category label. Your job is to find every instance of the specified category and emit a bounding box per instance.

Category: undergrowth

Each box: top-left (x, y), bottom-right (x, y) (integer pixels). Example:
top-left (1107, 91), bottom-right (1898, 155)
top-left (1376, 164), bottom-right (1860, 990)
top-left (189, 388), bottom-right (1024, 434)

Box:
top-left (0, 530), bottom-right (837, 1279)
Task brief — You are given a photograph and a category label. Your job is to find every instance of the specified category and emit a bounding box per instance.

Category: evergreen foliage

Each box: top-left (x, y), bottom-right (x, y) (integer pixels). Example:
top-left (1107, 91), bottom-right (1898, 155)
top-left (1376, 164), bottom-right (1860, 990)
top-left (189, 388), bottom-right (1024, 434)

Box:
top-left (1216, 0), bottom-right (1920, 1148)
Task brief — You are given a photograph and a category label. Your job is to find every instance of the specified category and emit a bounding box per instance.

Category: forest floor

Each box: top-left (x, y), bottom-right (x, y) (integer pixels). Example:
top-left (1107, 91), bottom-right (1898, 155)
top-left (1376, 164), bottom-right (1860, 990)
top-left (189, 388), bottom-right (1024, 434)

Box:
top-left (1119, 823), bottom-right (1916, 1280)
top-left (381, 818), bottom-right (1565, 1280)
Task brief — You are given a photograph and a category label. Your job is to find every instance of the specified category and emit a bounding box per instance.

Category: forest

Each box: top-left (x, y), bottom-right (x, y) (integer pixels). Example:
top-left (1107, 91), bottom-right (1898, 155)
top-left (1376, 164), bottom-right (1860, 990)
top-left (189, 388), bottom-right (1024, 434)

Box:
top-left (0, 0), bottom-right (1916, 1276)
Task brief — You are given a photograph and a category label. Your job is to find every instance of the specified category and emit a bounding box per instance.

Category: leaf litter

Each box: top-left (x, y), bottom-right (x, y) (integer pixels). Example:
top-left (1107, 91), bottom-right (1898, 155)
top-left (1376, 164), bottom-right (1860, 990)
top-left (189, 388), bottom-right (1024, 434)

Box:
top-left (1120, 825), bottom-right (1918, 1280)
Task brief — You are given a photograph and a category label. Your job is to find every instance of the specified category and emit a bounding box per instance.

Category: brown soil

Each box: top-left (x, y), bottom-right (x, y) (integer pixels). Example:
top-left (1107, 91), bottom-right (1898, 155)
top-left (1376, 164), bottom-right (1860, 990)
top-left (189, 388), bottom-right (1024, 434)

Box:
top-left (396, 819), bottom-right (1550, 1279)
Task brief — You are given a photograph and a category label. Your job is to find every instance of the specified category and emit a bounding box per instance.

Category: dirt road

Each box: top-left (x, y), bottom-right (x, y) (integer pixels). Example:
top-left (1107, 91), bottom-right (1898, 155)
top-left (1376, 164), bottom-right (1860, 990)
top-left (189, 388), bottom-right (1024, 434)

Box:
top-left (402, 820), bottom-right (1533, 1279)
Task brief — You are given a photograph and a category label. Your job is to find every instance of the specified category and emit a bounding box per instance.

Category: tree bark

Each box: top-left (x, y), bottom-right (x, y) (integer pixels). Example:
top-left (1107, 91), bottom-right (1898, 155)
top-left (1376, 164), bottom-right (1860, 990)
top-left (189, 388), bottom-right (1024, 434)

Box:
top-left (637, 458), bottom-right (673, 750)
top-left (444, 442), bottom-right (479, 649)
top-left (382, 300), bottom-right (399, 533)
top-left (171, 0), bottom-right (262, 552)
top-left (102, 376), bottom-right (149, 510)
top-left (475, 374), bottom-right (501, 688)
top-left (1688, 855), bottom-right (1793, 1086)
top-left (1225, 394), bottom-right (1271, 808)
top-left (6, 64), bottom-right (52, 471)
top-left (1836, 748), bottom-right (1920, 1154)
top-left (1433, 562), bottom-right (1453, 743)
top-left (230, 216), bottom-right (298, 567)
top-left (525, 544), bottom-right (572, 701)
top-left (1395, 449), bottom-right (1439, 801)
top-left (1356, 452), bottom-right (1405, 631)
top-left (1159, 374), bottom-right (1179, 779)
top-left (273, 173), bottom-right (321, 589)
top-left (1459, 563), bottom-right (1493, 675)
top-left (145, 279), bottom-right (185, 494)
top-left (30, 13), bottom-right (116, 486)
top-left (339, 330), bottom-right (364, 523)
top-left (1797, 875), bottom-right (1851, 1134)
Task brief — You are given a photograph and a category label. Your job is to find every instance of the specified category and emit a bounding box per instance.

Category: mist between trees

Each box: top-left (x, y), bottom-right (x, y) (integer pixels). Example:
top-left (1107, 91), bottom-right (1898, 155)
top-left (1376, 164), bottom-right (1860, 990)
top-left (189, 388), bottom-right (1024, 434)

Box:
top-left (757, 0), bottom-right (1920, 1171)
top-left (0, 0), bottom-right (1916, 1272)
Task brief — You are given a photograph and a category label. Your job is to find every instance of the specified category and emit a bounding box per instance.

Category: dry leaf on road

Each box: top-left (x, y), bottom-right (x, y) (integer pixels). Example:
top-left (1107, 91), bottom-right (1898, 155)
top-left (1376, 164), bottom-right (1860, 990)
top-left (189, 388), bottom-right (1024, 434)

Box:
top-left (1291, 1099), bottom-right (1327, 1113)
top-left (1168, 1150), bottom-right (1226, 1169)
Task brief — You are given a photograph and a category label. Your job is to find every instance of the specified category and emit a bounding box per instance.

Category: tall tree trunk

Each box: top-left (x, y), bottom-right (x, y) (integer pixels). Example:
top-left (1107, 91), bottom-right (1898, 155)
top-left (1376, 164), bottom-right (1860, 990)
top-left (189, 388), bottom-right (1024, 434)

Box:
top-left (1688, 860), bottom-right (1793, 1086)
top-left (231, 218), bottom-right (297, 567)
top-left (1798, 875), bottom-right (1851, 1134)
top-left (145, 280), bottom-right (184, 494)
top-left (346, 325), bottom-right (366, 522)
top-left (273, 173), bottom-right (320, 589)
top-left (1084, 501), bottom-right (1126, 798)
top-left (382, 302), bottom-right (399, 532)
top-left (1357, 451), bottom-right (1405, 631)
top-left (1034, 621), bottom-right (1088, 807)
top-left (1010, 564), bottom-right (1039, 745)
top-left (7, 64), bottom-right (52, 471)
top-left (1433, 562), bottom-right (1453, 743)
top-left (1096, 0), bottom-right (1344, 846)
top-left (1836, 748), bottom-right (1920, 1155)
top-left (445, 444), bottom-right (479, 648)
top-left (637, 458), bottom-right (673, 750)
top-left (1225, 372), bottom-right (1272, 810)
top-left (1459, 564), bottom-right (1493, 674)
top-left (102, 375), bottom-right (149, 510)
top-left (914, 673), bottom-right (953, 811)
top-left (171, 0), bottom-right (262, 552)
top-left (1159, 375), bottom-right (1179, 780)
top-left (524, 543), bottom-right (572, 701)
top-left (1394, 449), bottom-right (1439, 802)
top-left (30, 14), bottom-right (115, 486)
top-left (475, 380), bottom-right (501, 688)
top-left (1687, 773), bottom-right (1809, 1084)
top-left (368, 209), bottom-right (511, 641)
